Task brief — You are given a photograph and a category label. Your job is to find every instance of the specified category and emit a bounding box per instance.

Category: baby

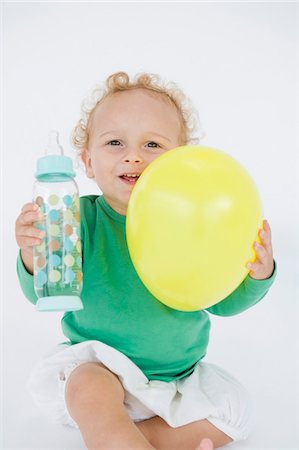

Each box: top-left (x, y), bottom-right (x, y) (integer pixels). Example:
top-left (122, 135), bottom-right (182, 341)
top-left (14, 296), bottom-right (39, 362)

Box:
top-left (15, 72), bottom-right (276, 450)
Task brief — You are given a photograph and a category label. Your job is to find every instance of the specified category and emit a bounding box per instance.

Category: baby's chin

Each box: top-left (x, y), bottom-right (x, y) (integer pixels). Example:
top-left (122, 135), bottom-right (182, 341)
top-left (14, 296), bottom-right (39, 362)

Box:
top-left (105, 193), bottom-right (131, 216)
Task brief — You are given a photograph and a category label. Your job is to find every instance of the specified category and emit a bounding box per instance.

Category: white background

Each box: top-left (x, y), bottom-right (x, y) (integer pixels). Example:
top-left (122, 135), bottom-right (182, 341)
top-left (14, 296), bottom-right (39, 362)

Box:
top-left (1, 2), bottom-right (298, 449)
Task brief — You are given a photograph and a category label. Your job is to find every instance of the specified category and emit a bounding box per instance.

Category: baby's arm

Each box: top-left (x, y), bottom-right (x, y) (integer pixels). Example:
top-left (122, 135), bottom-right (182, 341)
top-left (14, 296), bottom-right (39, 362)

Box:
top-left (15, 202), bottom-right (45, 273)
top-left (206, 219), bottom-right (276, 316)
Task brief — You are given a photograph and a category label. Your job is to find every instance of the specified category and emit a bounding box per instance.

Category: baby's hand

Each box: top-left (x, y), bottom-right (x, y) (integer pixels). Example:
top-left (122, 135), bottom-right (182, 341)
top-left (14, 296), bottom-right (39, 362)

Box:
top-left (15, 202), bottom-right (45, 273)
top-left (246, 219), bottom-right (274, 280)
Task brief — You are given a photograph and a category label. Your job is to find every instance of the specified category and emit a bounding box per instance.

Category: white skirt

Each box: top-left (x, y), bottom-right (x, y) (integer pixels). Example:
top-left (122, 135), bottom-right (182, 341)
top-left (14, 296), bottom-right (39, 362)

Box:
top-left (27, 340), bottom-right (251, 442)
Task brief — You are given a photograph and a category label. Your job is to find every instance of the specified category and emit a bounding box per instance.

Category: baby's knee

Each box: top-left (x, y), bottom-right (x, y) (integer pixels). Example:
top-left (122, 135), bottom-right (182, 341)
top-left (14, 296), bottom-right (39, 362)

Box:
top-left (65, 362), bottom-right (124, 412)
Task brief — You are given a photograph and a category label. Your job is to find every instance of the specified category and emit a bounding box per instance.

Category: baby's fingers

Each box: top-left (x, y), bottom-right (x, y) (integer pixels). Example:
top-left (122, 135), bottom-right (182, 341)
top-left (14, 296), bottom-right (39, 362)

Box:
top-left (15, 202), bottom-right (45, 250)
top-left (16, 202), bottom-right (44, 233)
top-left (21, 202), bottom-right (39, 213)
top-left (18, 210), bottom-right (44, 226)
top-left (18, 224), bottom-right (45, 239)
top-left (254, 242), bottom-right (268, 263)
top-left (16, 224), bottom-right (45, 247)
top-left (246, 261), bottom-right (260, 275)
top-left (259, 220), bottom-right (272, 249)
top-left (17, 235), bottom-right (43, 249)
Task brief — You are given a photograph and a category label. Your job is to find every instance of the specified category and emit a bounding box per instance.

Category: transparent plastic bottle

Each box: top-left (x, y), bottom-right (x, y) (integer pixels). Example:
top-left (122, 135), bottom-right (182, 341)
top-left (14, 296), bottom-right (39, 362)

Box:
top-left (33, 131), bottom-right (83, 312)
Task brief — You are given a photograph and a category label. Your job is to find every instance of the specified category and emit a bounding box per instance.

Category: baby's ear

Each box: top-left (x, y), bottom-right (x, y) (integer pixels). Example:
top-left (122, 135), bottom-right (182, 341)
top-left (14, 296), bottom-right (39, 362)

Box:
top-left (81, 149), bottom-right (94, 178)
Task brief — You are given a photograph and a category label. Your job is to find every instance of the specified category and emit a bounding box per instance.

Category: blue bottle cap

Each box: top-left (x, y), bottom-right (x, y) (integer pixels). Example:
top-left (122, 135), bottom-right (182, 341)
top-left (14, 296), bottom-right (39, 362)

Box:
top-left (36, 295), bottom-right (83, 312)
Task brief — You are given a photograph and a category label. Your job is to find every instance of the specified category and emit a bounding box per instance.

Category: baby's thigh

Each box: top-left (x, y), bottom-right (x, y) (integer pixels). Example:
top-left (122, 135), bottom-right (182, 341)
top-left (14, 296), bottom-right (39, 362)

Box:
top-left (65, 362), bottom-right (125, 412)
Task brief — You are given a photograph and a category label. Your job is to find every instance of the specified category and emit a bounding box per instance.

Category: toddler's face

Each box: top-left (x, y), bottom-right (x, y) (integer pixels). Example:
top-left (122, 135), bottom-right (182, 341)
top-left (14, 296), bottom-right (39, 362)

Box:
top-left (81, 89), bottom-right (182, 215)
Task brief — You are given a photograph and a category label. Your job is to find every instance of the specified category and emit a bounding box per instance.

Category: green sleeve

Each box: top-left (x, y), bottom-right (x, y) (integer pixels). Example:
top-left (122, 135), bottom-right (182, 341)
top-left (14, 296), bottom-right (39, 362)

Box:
top-left (16, 251), bottom-right (38, 305)
top-left (206, 260), bottom-right (277, 316)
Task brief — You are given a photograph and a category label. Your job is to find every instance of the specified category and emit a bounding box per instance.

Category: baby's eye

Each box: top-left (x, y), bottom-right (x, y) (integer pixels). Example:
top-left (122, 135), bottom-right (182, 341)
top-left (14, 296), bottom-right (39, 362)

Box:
top-left (146, 142), bottom-right (161, 148)
top-left (107, 140), bottom-right (121, 146)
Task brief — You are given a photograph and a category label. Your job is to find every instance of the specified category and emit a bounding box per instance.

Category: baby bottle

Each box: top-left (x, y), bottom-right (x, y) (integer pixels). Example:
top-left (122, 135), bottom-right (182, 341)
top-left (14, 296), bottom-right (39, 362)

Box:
top-left (33, 131), bottom-right (83, 312)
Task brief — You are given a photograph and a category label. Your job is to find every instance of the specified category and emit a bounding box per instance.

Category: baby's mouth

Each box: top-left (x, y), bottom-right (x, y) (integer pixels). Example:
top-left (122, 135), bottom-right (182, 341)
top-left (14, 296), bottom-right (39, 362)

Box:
top-left (119, 173), bottom-right (141, 185)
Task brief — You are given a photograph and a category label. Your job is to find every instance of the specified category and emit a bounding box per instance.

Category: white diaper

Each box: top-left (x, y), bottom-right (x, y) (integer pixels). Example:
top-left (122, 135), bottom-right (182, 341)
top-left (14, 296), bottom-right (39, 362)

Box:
top-left (27, 340), bottom-right (251, 442)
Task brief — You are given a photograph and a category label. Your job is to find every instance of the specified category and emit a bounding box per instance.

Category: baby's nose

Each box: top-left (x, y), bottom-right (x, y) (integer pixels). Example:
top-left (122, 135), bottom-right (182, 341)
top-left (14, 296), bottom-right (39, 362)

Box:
top-left (122, 149), bottom-right (143, 163)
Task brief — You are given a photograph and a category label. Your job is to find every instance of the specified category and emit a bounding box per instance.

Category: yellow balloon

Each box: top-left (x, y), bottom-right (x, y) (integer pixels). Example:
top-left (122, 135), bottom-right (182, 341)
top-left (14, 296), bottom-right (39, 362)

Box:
top-left (126, 146), bottom-right (263, 311)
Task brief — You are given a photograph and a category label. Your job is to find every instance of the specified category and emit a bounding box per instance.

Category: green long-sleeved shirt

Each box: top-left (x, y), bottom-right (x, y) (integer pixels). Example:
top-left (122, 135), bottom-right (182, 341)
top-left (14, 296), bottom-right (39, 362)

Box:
top-left (17, 195), bottom-right (277, 381)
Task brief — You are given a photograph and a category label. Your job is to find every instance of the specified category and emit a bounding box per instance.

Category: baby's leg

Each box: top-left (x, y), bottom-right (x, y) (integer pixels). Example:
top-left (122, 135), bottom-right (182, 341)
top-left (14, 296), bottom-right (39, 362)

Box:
top-left (65, 362), bottom-right (155, 449)
top-left (137, 416), bottom-right (231, 449)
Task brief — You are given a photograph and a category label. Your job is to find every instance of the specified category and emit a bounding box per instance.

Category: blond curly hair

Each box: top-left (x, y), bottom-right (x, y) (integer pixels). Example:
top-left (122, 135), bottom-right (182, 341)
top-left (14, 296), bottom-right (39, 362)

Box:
top-left (71, 71), bottom-right (203, 153)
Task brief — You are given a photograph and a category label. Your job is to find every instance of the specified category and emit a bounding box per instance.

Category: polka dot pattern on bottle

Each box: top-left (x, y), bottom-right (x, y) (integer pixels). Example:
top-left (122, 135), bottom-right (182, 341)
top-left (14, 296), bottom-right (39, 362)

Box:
top-left (64, 254), bottom-right (75, 267)
top-left (37, 256), bottom-right (46, 268)
top-left (35, 196), bottom-right (44, 207)
top-left (36, 241), bottom-right (45, 253)
top-left (65, 209), bottom-right (73, 221)
top-left (64, 224), bottom-right (73, 236)
top-left (63, 195), bottom-right (73, 207)
top-left (49, 224), bottom-right (60, 236)
top-left (48, 209), bottom-right (59, 222)
top-left (65, 269), bottom-right (76, 283)
top-left (49, 254), bottom-right (61, 267)
top-left (36, 270), bottom-right (47, 287)
top-left (49, 269), bottom-right (61, 282)
top-left (48, 194), bottom-right (59, 205)
top-left (33, 192), bottom-right (83, 299)
top-left (49, 239), bottom-right (60, 251)
top-left (64, 237), bottom-right (74, 252)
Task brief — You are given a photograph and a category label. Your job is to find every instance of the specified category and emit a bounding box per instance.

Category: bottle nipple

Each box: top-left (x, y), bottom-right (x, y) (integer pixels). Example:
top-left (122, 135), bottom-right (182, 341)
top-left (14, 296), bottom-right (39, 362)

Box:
top-left (35, 130), bottom-right (75, 179)
top-left (46, 130), bottom-right (64, 156)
